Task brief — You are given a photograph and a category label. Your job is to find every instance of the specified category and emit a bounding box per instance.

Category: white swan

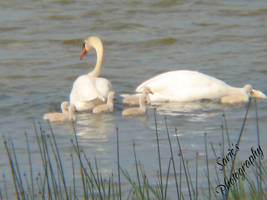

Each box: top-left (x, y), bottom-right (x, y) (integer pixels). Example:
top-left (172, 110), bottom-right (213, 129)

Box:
top-left (43, 101), bottom-right (76, 123)
top-left (134, 70), bottom-right (266, 104)
top-left (93, 91), bottom-right (115, 114)
top-left (122, 87), bottom-right (152, 117)
top-left (70, 36), bottom-right (112, 112)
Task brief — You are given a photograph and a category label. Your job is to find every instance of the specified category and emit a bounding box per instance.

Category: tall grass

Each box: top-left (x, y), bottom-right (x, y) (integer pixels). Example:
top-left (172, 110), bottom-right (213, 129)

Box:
top-left (1, 99), bottom-right (266, 199)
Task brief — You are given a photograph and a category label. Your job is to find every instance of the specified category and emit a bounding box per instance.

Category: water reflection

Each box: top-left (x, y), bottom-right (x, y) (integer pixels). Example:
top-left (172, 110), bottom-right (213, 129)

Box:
top-left (76, 112), bottom-right (116, 139)
top-left (152, 100), bottom-right (221, 118)
top-left (0, 0), bottom-right (266, 198)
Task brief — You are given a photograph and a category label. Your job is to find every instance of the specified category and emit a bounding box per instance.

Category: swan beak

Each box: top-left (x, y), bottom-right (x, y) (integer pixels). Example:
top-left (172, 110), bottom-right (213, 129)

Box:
top-left (80, 47), bottom-right (87, 60)
top-left (251, 89), bottom-right (266, 99)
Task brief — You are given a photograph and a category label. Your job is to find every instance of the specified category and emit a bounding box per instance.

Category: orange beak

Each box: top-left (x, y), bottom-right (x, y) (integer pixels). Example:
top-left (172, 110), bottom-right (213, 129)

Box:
top-left (80, 47), bottom-right (87, 60)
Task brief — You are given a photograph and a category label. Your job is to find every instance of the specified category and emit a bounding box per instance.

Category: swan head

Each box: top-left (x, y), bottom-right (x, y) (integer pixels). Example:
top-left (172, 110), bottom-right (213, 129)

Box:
top-left (80, 36), bottom-right (103, 60)
top-left (243, 84), bottom-right (266, 99)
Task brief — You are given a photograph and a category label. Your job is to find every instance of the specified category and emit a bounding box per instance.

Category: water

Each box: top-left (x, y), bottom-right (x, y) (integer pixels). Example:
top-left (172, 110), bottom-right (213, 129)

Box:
top-left (0, 0), bottom-right (266, 198)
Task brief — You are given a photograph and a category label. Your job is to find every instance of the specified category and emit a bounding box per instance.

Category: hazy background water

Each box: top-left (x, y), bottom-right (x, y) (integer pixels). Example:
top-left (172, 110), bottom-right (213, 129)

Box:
top-left (0, 0), bottom-right (266, 198)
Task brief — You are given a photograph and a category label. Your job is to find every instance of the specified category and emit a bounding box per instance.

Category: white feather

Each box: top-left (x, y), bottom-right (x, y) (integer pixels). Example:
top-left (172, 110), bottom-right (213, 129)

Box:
top-left (136, 70), bottom-right (265, 103)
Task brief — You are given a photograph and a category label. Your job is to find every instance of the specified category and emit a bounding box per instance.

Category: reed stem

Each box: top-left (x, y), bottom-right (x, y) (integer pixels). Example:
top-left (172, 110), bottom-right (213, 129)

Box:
top-left (204, 133), bottom-right (211, 199)
top-left (153, 108), bottom-right (164, 200)
top-left (164, 116), bottom-right (180, 200)
top-left (195, 152), bottom-right (199, 200)
top-left (254, 99), bottom-right (263, 200)
top-left (226, 98), bottom-right (252, 200)
top-left (116, 127), bottom-right (122, 200)
top-left (175, 129), bottom-right (192, 200)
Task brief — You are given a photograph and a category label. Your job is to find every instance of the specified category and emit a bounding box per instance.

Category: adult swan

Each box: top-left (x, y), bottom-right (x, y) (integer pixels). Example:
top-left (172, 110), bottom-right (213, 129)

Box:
top-left (132, 70), bottom-right (266, 104)
top-left (70, 36), bottom-right (112, 112)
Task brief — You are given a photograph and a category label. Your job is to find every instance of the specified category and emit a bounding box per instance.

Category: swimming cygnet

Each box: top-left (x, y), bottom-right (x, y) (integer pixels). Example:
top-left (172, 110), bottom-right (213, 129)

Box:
top-left (43, 101), bottom-right (76, 123)
top-left (123, 88), bottom-right (152, 106)
top-left (122, 94), bottom-right (140, 106)
top-left (92, 91), bottom-right (115, 114)
top-left (122, 88), bottom-right (152, 117)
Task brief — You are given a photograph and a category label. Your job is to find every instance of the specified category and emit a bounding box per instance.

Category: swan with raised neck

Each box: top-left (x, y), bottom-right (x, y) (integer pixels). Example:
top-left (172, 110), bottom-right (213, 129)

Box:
top-left (70, 36), bottom-right (112, 112)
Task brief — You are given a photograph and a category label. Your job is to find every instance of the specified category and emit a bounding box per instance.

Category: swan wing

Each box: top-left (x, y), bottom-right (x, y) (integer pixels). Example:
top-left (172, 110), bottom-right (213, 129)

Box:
top-left (95, 77), bottom-right (112, 101)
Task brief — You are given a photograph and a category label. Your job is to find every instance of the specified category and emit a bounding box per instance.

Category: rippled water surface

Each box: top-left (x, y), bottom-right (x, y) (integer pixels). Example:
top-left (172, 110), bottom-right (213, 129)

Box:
top-left (0, 0), bottom-right (266, 198)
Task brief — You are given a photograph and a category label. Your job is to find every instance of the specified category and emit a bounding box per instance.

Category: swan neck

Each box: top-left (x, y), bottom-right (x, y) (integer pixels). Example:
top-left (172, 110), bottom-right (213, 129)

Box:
top-left (107, 98), bottom-right (113, 108)
top-left (69, 113), bottom-right (74, 121)
top-left (68, 105), bottom-right (76, 121)
top-left (61, 103), bottom-right (69, 115)
top-left (139, 94), bottom-right (146, 109)
top-left (62, 108), bottom-right (68, 115)
top-left (106, 92), bottom-right (114, 108)
top-left (89, 39), bottom-right (104, 77)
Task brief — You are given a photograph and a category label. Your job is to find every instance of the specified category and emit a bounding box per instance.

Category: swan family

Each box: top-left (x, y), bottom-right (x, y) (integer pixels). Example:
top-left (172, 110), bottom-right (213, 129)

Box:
top-left (44, 36), bottom-right (266, 122)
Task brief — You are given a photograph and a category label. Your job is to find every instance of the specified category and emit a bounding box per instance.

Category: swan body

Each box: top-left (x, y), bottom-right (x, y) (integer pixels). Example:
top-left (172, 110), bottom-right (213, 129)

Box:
top-left (93, 91), bottom-right (115, 114)
top-left (136, 70), bottom-right (266, 104)
top-left (43, 101), bottom-right (76, 123)
top-left (122, 88), bottom-right (152, 117)
top-left (70, 36), bottom-right (112, 112)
